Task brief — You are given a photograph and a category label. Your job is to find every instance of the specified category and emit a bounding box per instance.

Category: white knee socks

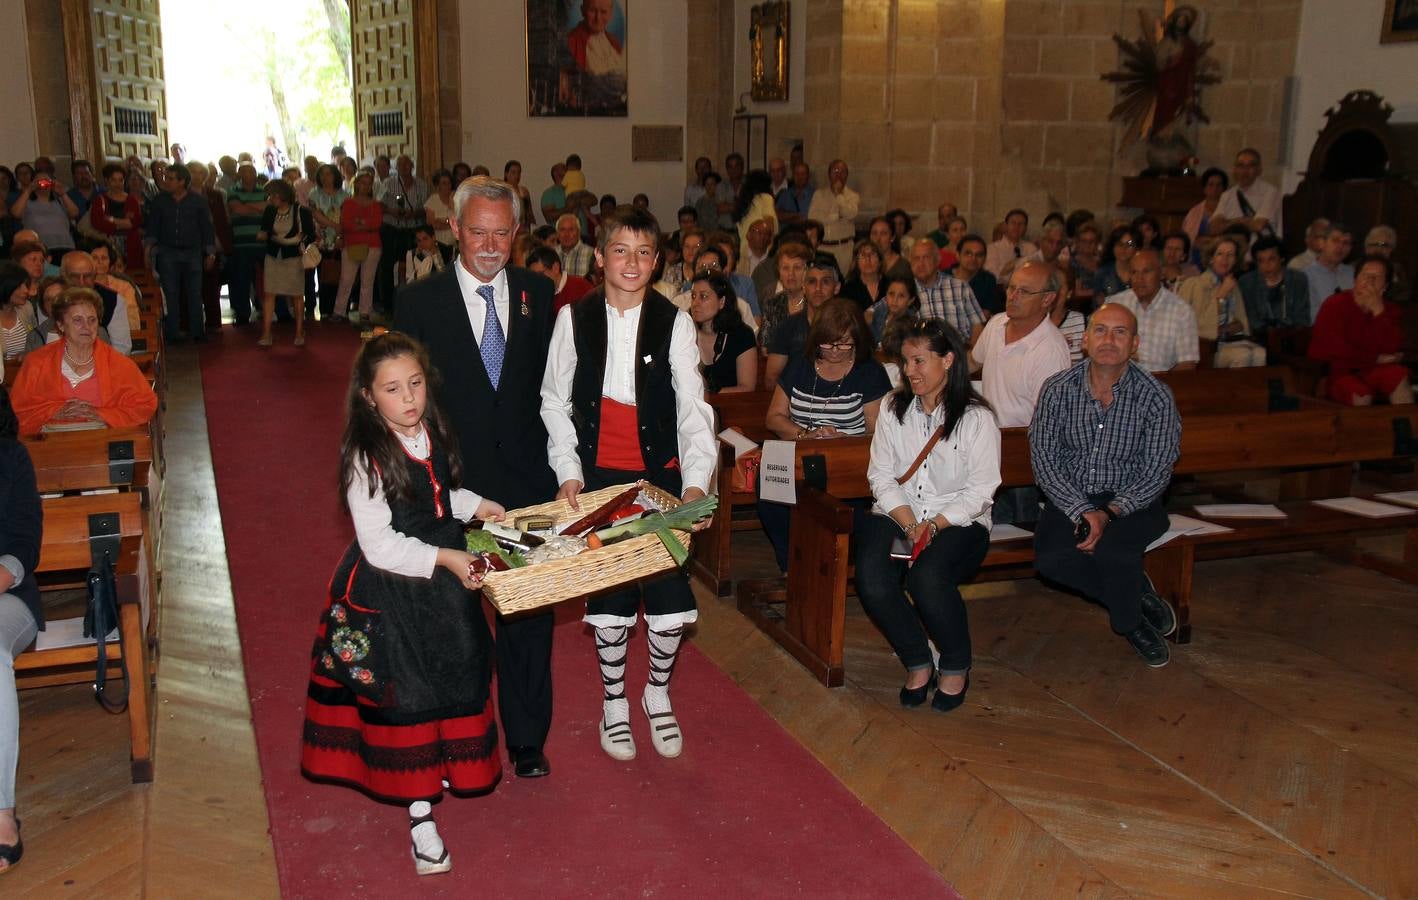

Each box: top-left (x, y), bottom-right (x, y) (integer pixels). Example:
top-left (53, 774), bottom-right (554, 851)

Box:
top-left (643, 625), bottom-right (684, 715)
top-left (595, 625), bottom-right (630, 726)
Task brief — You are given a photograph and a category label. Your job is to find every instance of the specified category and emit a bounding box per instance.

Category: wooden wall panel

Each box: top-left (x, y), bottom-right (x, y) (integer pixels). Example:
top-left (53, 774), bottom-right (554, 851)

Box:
top-left (351, 0), bottom-right (418, 164)
top-left (84, 0), bottom-right (168, 161)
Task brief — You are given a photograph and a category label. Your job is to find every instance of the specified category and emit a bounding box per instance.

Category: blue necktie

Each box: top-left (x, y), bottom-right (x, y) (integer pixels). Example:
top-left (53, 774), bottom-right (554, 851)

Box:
top-left (476, 284), bottom-right (505, 390)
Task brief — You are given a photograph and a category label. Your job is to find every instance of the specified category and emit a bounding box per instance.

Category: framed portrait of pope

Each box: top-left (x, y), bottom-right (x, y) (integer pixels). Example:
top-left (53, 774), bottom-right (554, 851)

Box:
top-left (527, 0), bottom-right (629, 116)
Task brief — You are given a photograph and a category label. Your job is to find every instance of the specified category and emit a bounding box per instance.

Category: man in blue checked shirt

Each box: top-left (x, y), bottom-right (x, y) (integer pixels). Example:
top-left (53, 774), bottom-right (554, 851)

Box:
top-left (1028, 303), bottom-right (1182, 667)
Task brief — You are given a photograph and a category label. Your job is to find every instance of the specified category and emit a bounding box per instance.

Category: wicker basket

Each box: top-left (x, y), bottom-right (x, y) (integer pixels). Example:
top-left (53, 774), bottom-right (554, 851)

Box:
top-left (480, 483), bottom-right (692, 615)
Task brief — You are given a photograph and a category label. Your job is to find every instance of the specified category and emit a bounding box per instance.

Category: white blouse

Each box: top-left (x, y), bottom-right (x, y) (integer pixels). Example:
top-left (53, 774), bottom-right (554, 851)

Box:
top-left (345, 428), bottom-right (484, 578)
top-left (868, 400), bottom-right (1001, 528)
top-left (540, 301), bottom-right (718, 494)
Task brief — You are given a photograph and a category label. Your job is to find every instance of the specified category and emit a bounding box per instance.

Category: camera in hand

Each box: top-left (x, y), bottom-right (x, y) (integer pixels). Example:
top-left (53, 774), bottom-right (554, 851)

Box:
top-left (1073, 518), bottom-right (1091, 542)
top-left (36, 177), bottom-right (54, 191)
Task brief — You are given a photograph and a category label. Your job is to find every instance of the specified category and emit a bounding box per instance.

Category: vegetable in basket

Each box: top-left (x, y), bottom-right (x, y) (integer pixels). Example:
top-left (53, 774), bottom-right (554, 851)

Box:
top-left (464, 528), bottom-right (528, 568)
top-left (587, 494), bottom-right (719, 566)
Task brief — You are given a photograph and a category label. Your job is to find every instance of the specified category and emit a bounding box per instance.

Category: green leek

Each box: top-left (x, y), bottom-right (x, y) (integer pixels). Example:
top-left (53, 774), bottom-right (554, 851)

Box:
top-left (591, 494), bottom-right (719, 567)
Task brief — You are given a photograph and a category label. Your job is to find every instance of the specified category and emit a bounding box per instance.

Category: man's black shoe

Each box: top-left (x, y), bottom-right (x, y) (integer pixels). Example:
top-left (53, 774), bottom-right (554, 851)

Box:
top-left (508, 746), bottom-right (550, 778)
top-left (1139, 575), bottom-right (1177, 637)
top-left (1123, 622), bottom-right (1169, 668)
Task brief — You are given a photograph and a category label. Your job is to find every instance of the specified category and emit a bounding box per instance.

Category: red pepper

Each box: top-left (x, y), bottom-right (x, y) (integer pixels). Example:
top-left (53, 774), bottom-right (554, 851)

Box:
top-left (559, 483), bottom-right (644, 537)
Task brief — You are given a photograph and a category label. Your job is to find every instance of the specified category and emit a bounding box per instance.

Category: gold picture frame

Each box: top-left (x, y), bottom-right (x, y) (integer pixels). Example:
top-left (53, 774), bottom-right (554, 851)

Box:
top-left (1380, 0), bottom-right (1418, 43)
top-left (750, 2), bottom-right (790, 102)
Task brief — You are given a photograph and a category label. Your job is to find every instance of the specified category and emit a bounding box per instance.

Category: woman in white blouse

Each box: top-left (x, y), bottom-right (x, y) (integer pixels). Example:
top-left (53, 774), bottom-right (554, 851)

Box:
top-left (857, 318), bottom-right (1001, 713)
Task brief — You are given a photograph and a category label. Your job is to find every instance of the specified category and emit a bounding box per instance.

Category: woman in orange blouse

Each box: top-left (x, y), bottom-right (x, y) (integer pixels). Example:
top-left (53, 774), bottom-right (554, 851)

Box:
top-left (8, 287), bottom-right (156, 436)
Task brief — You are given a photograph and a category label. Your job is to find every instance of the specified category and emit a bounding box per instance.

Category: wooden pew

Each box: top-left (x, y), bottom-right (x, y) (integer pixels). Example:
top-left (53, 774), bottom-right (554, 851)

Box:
top-left (715, 385), bottom-right (1418, 686)
top-left (14, 492), bottom-right (156, 782)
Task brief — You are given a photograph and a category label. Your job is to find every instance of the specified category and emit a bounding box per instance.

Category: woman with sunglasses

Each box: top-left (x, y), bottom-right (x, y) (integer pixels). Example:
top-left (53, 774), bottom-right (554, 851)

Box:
top-left (1090, 225), bottom-right (1143, 304)
top-left (758, 297), bottom-right (892, 572)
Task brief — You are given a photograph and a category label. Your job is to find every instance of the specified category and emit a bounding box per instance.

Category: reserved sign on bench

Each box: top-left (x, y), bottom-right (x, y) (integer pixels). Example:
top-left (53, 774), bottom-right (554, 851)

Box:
top-left (760, 440), bottom-right (797, 505)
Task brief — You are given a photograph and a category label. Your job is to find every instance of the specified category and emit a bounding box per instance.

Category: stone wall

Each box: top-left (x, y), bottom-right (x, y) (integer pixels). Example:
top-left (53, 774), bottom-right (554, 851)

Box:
top-left (691, 0), bottom-right (1302, 240)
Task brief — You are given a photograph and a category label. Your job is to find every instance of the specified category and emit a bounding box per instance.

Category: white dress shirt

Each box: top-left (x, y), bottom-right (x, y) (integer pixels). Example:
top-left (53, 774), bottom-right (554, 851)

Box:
top-left (985, 238), bottom-right (1039, 278)
top-left (346, 426), bottom-right (484, 578)
top-left (541, 300), bottom-right (718, 495)
top-left (868, 401), bottom-right (1001, 528)
top-left (1216, 178), bottom-right (1282, 238)
top-left (1105, 287), bottom-right (1200, 371)
top-left (970, 313), bottom-right (1072, 427)
top-left (453, 262), bottom-right (509, 345)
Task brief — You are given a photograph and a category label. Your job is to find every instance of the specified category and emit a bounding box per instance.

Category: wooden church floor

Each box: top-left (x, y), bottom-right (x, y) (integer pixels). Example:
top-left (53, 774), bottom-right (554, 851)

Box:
top-left (6, 344), bottom-right (1415, 897)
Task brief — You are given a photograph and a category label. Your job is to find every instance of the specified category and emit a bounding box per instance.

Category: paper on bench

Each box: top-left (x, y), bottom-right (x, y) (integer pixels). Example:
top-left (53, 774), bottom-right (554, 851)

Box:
top-left (1193, 503), bottom-right (1287, 519)
top-left (1311, 497), bottom-right (1414, 518)
top-left (1376, 491), bottom-right (1418, 510)
top-left (32, 616), bottom-right (117, 651)
top-left (1147, 514), bottom-right (1233, 551)
top-left (759, 440), bottom-right (797, 505)
top-left (989, 523), bottom-right (1032, 542)
top-left (717, 428), bottom-right (759, 460)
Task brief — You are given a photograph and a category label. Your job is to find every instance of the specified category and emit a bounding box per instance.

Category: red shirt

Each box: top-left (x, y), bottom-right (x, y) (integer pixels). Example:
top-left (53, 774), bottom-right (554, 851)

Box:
top-left (554, 275), bottom-right (593, 314)
top-left (340, 198), bottom-right (383, 248)
top-left (1307, 290), bottom-right (1403, 374)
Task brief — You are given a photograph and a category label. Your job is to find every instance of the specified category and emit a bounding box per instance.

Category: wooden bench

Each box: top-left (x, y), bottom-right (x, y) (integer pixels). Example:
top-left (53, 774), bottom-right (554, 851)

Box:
top-left (23, 427), bottom-right (164, 632)
top-left (709, 384), bottom-right (1418, 686)
top-left (14, 492), bottom-right (156, 781)
top-left (696, 367), bottom-right (1316, 599)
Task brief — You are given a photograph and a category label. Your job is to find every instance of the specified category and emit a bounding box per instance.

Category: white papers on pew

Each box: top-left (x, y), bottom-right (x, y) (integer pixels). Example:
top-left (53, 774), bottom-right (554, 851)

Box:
top-left (989, 523), bottom-right (1033, 543)
top-left (1376, 491), bottom-right (1418, 510)
top-left (1147, 515), bottom-right (1233, 552)
top-left (32, 616), bottom-right (117, 652)
top-left (717, 427), bottom-right (759, 459)
top-left (759, 440), bottom-right (797, 505)
top-left (1311, 497), bottom-right (1414, 518)
top-left (1193, 503), bottom-right (1287, 519)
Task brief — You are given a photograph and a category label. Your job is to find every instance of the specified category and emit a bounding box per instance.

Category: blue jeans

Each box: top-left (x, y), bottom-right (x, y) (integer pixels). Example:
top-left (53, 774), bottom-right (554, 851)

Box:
top-left (228, 246), bottom-right (265, 324)
top-left (157, 246), bottom-right (204, 338)
top-left (854, 515), bottom-right (989, 675)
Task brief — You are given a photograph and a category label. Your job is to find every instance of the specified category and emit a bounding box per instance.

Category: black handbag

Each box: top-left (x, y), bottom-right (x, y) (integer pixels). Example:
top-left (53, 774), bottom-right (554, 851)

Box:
top-left (313, 561), bottom-right (389, 703)
top-left (83, 549), bottom-right (130, 714)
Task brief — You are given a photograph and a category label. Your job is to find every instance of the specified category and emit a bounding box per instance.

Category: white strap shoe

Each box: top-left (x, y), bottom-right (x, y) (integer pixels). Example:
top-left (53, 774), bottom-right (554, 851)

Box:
top-left (599, 718), bottom-right (636, 761)
top-left (642, 696), bottom-right (683, 758)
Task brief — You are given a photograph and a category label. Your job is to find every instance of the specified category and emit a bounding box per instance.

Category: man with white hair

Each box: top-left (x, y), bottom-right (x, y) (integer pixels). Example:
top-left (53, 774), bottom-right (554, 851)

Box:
top-left (1288, 217), bottom-right (1330, 271)
top-left (394, 176), bottom-right (560, 795)
top-left (554, 213), bottom-right (593, 278)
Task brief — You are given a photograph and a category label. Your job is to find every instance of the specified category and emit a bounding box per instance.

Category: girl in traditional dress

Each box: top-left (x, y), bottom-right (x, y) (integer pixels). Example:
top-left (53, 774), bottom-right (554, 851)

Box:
top-left (300, 333), bottom-right (505, 876)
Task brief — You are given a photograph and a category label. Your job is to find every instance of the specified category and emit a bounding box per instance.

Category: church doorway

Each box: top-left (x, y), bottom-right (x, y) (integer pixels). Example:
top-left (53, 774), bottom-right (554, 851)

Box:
top-left (159, 0), bottom-right (355, 170)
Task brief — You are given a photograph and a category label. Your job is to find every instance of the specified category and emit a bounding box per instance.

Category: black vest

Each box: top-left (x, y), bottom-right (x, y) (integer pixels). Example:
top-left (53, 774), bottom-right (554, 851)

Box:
top-left (569, 289), bottom-right (680, 473)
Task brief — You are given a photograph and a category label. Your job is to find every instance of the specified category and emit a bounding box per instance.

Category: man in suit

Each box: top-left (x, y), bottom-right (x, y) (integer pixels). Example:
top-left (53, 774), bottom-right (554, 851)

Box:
top-left (394, 176), bottom-right (559, 779)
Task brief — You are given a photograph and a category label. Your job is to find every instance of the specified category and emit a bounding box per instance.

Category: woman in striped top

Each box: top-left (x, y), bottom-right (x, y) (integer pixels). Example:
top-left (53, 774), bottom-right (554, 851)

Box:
top-left (0, 264), bottom-right (34, 365)
top-left (766, 297), bottom-right (892, 440)
top-left (758, 297), bottom-right (892, 571)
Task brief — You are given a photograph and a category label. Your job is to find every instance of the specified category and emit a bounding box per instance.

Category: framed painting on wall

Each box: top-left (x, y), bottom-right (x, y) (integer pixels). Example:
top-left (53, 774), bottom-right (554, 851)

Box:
top-left (1380, 0), bottom-right (1418, 43)
top-left (527, 0), bottom-right (628, 116)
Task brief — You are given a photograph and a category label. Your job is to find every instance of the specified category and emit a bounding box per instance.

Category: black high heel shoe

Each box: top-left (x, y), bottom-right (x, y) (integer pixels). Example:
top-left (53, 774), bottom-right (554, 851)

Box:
top-left (899, 669), bottom-right (934, 707)
top-left (0, 818), bottom-right (23, 875)
top-left (931, 673), bottom-right (970, 713)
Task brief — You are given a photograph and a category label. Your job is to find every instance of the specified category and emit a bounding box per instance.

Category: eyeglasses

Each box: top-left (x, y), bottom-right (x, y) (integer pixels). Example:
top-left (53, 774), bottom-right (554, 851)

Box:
top-left (1116, 239), bottom-right (1137, 248)
top-left (1367, 241), bottom-right (1392, 249)
top-left (1005, 285), bottom-right (1054, 297)
top-left (819, 340), bottom-right (855, 351)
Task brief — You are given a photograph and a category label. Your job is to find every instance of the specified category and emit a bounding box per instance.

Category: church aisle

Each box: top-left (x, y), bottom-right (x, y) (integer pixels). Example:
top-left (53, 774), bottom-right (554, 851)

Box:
top-left (196, 321), bottom-right (959, 897)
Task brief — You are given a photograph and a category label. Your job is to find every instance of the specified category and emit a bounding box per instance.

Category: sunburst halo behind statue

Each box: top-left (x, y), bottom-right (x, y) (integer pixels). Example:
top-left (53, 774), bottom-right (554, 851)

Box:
top-left (1101, 6), bottom-right (1222, 149)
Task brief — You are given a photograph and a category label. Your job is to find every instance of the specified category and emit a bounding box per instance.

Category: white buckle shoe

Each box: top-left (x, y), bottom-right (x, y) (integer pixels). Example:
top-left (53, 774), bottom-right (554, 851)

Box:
top-left (599, 718), bottom-right (636, 761)
top-left (642, 696), bottom-right (683, 758)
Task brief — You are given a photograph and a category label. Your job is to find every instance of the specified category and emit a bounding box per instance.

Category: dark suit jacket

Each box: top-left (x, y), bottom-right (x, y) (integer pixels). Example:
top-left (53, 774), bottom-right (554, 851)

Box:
top-left (1239, 267), bottom-right (1310, 331)
top-left (0, 438), bottom-right (43, 629)
top-left (394, 266), bottom-right (558, 509)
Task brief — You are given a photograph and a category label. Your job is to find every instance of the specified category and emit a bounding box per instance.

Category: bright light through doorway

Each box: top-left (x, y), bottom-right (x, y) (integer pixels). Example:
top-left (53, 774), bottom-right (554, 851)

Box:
top-left (160, 0), bottom-right (354, 167)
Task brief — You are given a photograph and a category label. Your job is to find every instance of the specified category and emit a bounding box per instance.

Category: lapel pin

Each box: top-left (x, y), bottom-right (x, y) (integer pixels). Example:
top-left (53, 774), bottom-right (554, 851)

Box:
top-left (643, 354), bottom-right (653, 365)
top-left (519, 289), bottom-right (530, 317)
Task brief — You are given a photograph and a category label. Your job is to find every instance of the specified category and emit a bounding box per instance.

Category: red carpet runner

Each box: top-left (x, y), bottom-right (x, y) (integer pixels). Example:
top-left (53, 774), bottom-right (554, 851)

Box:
top-left (199, 323), bottom-right (959, 897)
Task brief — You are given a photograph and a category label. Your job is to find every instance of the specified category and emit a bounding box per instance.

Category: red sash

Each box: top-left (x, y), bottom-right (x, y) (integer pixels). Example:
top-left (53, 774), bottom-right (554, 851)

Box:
top-left (595, 397), bottom-right (646, 471)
